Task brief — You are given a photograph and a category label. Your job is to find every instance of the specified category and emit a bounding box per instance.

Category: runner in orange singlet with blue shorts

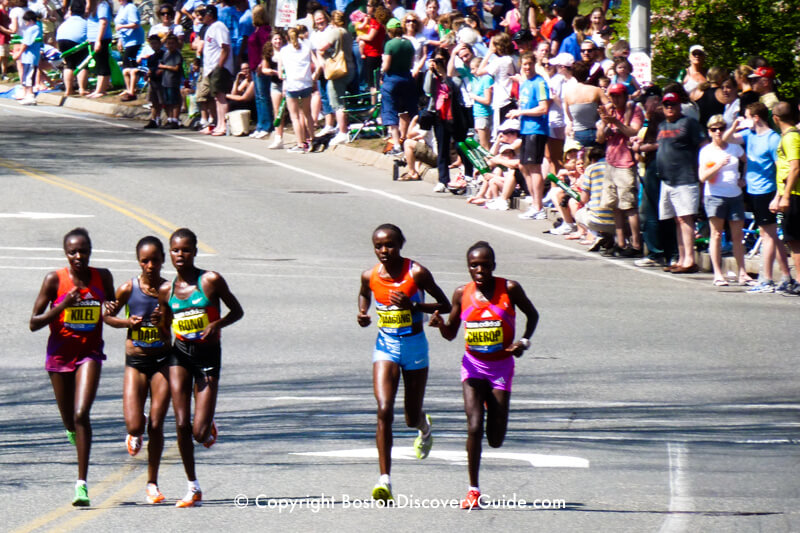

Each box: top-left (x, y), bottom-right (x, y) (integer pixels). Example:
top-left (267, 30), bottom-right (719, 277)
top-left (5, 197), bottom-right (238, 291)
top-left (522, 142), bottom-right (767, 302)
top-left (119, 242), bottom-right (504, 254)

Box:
top-left (430, 241), bottom-right (539, 510)
top-left (358, 223), bottom-right (451, 503)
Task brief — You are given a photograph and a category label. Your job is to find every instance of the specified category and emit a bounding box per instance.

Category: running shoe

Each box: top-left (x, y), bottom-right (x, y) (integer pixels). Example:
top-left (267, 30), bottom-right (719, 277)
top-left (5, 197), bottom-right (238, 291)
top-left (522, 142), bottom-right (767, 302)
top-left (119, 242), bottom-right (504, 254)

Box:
top-left (748, 280), bottom-right (776, 294)
top-left (371, 482), bottom-right (393, 503)
top-left (460, 489), bottom-right (481, 510)
top-left (126, 434), bottom-right (143, 456)
top-left (485, 198), bottom-right (509, 211)
top-left (329, 131), bottom-right (349, 146)
top-left (781, 280), bottom-right (800, 297)
top-left (549, 222), bottom-right (576, 235)
top-left (286, 144), bottom-right (307, 154)
top-left (175, 488), bottom-right (202, 508)
top-left (66, 429), bottom-right (76, 446)
top-left (146, 483), bottom-right (166, 504)
top-left (774, 279), bottom-right (794, 293)
top-left (268, 135), bottom-right (284, 149)
top-left (432, 182), bottom-right (447, 193)
top-left (386, 147), bottom-right (404, 157)
top-left (72, 483), bottom-right (90, 507)
top-left (414, 415), bottom-right (433, 459)
top-left (634, 257), bottom-right (662, 268)
top-left (203, 421), bottom-right (217, 448)
top-left (517, 206), bottom-right (541, 219)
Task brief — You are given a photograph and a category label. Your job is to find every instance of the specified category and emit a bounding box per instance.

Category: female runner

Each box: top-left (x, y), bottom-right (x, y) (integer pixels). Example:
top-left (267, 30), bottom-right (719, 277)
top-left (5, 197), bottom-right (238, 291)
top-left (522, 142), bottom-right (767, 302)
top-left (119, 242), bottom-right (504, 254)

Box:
top-left (357, 223), bottom-right (451, 502)
top-left (429, 241), bottom-right (539, 509)
top-left (159, 228), bottom-right (243, 508)
top-left (29, 228), bottom-right (115, 506)
top-left (103, 236), bottom-right (171, 504)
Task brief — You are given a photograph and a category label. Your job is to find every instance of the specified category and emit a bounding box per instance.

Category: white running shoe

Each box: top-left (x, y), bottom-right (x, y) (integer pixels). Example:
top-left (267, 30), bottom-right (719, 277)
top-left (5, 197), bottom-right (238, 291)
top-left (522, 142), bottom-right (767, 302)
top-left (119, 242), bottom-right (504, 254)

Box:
top-left (485, 198), bottom-right (509, 211)
top-left (433, 182), bottom-right (447, 193)
top-left (518, 206), bottom-right (541, 219)
top-left (549, 222), bottom-right (576, 235)
top-left (329, 131), bottom-right (349, 146)
top-left (20, 96), bottom-right (37, 106)
top-left (268, 135), bottom-right (283, 149)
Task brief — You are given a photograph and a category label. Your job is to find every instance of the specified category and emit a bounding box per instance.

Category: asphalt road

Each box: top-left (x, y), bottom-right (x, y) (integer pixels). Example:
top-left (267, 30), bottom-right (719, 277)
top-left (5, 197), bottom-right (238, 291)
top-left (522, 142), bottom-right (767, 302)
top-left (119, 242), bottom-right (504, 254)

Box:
top-left (1, 101), bottom-right (799, 533)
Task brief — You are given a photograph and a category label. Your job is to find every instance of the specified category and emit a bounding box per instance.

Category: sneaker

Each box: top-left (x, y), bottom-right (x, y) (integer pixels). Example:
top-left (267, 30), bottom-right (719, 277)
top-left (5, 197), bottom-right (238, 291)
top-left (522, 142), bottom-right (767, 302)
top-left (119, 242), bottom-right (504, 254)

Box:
top-left (601, 245), bottom-right (620, 257)
top-left (549, 222), bottom-right (576, 235)
top-left (460, 489), bottom-right (481, 510)
top-left (66, 429), bottom-right (76, 446)
top-left (162, 121), bottom-right (179, 129)
top-left (371, 482), bottom-right (393, 503)
top-left (386, 147), bottom-right (404, 157)
top-left (413, 415), bottom-right (433, 459)
top-left (634, 257), bottom-right (662, 268)
top-left (485, 198), bottom-right (509, 211)
top-left (146, 483), bottom-right (165, 504)
top-left (329, 131), bottom-right (349, 146)
top-left (748, 280), bottom-right (776, 294)
top-left (72, 483), bottom-right (90, 507)
top-left (126, 434), bottom-right (143, 456)
top-left (248, 129), bottom-right (265, 139)
top-left (781, 280), bottom-right (800, 296)
top-left (286, 144), bottom-right (307, 154)
top-left (616, 246), bottom-right (644, 258)
top-left (268, 135), bottom-right (284, 149)
top-left (533, 209), bottom-right (548, 220)
top-left (203, 421), bottom-right (217, 448)
top-left (20, 96), bottom-right (37, 106)
top-left (517, 206), bottom-right (540, 219)
top-left (143, 120), bottom-right (158, 129)
top-left (433, 182), bottom-right (447, 193)
top-left (175, 488), bottom-right (202, 508)
top-left (319, 124), bottom-right (337, 136)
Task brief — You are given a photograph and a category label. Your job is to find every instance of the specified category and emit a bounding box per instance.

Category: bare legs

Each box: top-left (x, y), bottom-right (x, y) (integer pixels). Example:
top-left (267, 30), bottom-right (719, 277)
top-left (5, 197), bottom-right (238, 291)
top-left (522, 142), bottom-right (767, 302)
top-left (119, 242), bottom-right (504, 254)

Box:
top-left (462, 378), bottom-right (510, 488)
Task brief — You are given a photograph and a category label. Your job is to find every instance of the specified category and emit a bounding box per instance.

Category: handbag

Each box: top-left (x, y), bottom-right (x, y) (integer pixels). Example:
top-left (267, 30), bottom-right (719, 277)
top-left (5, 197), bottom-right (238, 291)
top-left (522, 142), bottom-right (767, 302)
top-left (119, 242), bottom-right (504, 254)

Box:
top-left (324, 29), bottom-right (348, 80)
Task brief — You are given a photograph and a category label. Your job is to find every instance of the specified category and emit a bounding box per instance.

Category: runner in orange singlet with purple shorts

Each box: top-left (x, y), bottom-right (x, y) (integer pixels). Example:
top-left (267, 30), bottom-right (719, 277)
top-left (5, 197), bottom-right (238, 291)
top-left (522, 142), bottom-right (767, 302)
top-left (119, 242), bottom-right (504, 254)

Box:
top-left (430, 241), bottom-right (539, 510)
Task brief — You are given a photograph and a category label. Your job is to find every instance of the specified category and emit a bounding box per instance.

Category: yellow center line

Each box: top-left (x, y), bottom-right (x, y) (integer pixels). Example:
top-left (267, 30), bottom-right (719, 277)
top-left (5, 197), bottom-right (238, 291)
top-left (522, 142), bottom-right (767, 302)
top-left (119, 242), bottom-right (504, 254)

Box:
top-left (0, 158), bottom-right (216, 254)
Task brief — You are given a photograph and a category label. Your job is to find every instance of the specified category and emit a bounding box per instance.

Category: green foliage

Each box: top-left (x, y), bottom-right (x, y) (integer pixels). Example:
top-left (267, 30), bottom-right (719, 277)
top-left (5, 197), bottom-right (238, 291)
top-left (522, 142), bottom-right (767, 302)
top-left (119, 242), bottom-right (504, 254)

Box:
top-left (649, 0), bottom-right (800, 101)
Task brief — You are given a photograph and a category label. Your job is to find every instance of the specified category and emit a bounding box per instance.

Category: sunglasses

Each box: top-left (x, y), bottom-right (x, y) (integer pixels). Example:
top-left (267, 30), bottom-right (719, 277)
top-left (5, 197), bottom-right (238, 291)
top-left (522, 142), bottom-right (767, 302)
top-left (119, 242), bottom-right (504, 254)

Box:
top-left (708, 126), bottom-right (724, 132)
top-left (580, 49), bottom-right (593, 53)
top-left (160, 11), bottom-right (172, 15)
top-left (663, 102), bottom-right (679, 107)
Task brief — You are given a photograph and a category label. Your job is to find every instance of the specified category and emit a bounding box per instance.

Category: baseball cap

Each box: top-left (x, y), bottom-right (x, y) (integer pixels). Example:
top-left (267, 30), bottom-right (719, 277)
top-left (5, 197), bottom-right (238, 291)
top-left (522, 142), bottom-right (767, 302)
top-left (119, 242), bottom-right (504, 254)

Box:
top-left (637, 84), bottom-right (662, 103)
top-left (608, 83), bottom-right (627, 96)
top-left (563, 138), bottom-right (582, 154)
top-left (748, 66), bottom-right (775, 80)
top-left (498, 118), bottom-right (520, 132)
top-left (689, 44), bottom-right (705, 55)
top-left (499, 143), bottom-right (516, 154)
top-left (591, 34), bottom-right (606, 48)
top-left (662, 92), bottom-right (680, 104)
top-left (550, 53), bottom-right (574, 68)
top-left (386, 18), bottom-right (402, 29)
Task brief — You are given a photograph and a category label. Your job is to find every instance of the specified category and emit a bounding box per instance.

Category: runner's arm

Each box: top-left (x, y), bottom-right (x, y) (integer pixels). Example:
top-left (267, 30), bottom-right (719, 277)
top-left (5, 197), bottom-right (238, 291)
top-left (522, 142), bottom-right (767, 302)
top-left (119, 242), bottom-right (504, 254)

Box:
top-left (357, 269), bottom-right (372, 327)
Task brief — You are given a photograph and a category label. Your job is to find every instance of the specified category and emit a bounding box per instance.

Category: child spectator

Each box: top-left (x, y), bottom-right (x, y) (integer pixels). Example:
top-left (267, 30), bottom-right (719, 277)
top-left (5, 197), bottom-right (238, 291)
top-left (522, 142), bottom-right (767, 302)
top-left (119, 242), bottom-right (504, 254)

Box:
top-left (610, 57), bottom-right (641, 100)
top-left (482, 118), bottom-right (525, 210)
top-left (467, 56), bottom-right (493, 149)
top-left (548, 140), bottom-right (583, 234)
top-left (12, 10), bottom-right (41, 105)
top-left (159, 33), bottom-right (184, 129)
top-left (575, 145), bottom-right (616, 252)
top-left (142, 33), bottom-right (165, 128)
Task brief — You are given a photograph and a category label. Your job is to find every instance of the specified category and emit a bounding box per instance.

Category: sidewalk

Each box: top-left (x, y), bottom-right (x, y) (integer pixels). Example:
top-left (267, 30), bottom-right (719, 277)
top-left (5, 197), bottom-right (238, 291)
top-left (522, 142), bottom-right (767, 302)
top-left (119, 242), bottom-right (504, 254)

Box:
top-left (3, 83), bottom-right (789, 281)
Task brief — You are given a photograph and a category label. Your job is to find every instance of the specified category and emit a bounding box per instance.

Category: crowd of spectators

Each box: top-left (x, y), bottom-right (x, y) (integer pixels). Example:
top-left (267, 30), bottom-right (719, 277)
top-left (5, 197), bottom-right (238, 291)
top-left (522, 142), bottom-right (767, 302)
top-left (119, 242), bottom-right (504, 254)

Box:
top-left (1, 0), bottom-right (799, 292)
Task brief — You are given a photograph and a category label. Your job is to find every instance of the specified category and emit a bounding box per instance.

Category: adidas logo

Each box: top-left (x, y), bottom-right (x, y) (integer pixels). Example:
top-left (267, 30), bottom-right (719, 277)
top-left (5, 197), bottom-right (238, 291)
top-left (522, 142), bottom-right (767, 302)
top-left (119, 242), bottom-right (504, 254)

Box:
top-left (481, 310), bottom-right (493, 318)
top-left (496, 377), bottom-right (506, 385)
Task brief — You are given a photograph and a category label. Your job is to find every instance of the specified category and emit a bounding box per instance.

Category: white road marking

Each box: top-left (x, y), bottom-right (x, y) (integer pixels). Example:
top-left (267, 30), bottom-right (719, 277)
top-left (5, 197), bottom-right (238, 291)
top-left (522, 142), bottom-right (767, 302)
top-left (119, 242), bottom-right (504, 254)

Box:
top-left (0, 102), bottom-right (690, 284)
top-left (291, 446), bottom-right (589, 468)
top-left (0, 211), bottom-right (94, 219)
top-left (659, 442), bottom-right (693, 533)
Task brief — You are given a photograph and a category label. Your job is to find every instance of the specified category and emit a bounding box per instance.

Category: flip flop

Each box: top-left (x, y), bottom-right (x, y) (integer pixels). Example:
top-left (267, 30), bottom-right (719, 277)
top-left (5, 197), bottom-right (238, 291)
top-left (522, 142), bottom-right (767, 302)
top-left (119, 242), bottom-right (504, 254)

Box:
top-left (565, 233), bottom-right (583, 240)
top-left (398, 173), bottom-right (420, 181)
top-left (713, 279), bottom-right (729, 287)
top-left (210, 130), bottom-right (226, 136)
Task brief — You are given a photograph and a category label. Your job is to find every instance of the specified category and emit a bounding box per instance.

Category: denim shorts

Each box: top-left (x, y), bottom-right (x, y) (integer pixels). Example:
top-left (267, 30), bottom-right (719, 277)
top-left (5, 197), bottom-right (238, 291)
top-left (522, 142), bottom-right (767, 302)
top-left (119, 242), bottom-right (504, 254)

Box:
top-left (287, 86), bottom-right (313, 99)
top-left (704, 194), bottom-right (745, 221)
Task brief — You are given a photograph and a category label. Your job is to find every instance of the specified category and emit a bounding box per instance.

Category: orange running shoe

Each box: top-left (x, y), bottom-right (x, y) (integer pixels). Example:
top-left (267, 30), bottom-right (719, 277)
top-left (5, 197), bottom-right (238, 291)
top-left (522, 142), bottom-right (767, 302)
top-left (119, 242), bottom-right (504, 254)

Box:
top-left (146, 483), bottom-right (165, 504)
top-left (126, 434), bottom-right (142, 456)
top-left (203, 421), bottom-right (217, 448)
top-left (460, 489), bottom-right (481, 510)
top-left (175, 489), bottom-right (202, 508)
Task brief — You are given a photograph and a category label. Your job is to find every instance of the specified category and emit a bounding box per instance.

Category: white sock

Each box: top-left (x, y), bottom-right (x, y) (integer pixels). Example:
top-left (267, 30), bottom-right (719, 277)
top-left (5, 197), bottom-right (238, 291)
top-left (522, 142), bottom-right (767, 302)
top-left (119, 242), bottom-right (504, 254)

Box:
top-left (469, 485), bottom-right (480, 493)
top-left (417, 416), bottom-right (430, 437)
top-left (76, 480), bottom-right (87, 487)
top-left (379, 474), bottom-right (391, 486)
top-left (189, 479), bottom-right (200, 492)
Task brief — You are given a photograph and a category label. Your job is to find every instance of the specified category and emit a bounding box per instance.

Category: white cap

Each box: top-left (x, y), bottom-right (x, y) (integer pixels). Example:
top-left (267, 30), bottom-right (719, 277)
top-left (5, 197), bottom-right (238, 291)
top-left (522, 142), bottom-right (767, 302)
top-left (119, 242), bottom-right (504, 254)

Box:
top-left (689, 44), bottom-right (705, 55)
top-left (550, 52), bottom-right (575, 68)
top-left (498, 118), bottom-right (520, 132)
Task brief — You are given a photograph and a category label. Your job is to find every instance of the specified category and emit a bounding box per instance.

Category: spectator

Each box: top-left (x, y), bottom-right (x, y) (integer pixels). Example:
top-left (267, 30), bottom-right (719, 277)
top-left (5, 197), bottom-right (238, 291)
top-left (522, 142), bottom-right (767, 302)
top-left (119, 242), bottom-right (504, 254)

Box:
top-left (327, 10), bottom-right (355, 146)
top-left (724, 103), bottom-right (794, 292)
top-left (532, 40), bottom-right (549, 79)
top-left (476, 32), bottom-right (516, 126)
top-left (310, 9), bottom-right (336, 137)
top-left (657, 91), bottom-right (703, 273)
top-left (265, 31), bottom-right (286, 149)
top-left (596, 82), bottom-right (644, 257)
top-left (115, 0), bottom-right (144, 102)
top-left (279, 25), bottom-right (317, 152)
top-left (85, 0), bottom-right (112, 98)
top-left (770, 101), bottom-right (800, 295)
top-left (588, 6), bottom-right (605, 36)
top-left (681, 44), bottom-right (706, 95)
top-left (698, 114), bottom-right (753, 286)
top-left (609, 57), bottom-right (640, 99)
top-left (720, 76), bottom-right (740, 126)
top-left (226, 61), bottom-right (255, 108)
top-left (0, 0), bottom-right (11, 80)
top-left (401, 12), bottom-right (427, 80)
top-left (201, 4), bottom-right (234, 136)
top-left (564, 60), bottom-right (604, 147)
top-left (748, 66), bottom-right (778, 113)
top-left (159, 33), bottom-right (184, 128)
top-left (356, 0), bottom-right (386, 104)
top-left (692, 66), bottom-right (726, 130)
top-left (56, 0), bottom-right (88, 97)
top-left (246, 4), bottom-right (272, 139)
top-left (386, 0), bottom-right (406, 20)
top-left (734, 64), bottom-right (758, 116)
top-left (381, 17), bottom-right (418, 155)
top-left (547, 1), bottom-right (570, 58)
top-left (149, 5), bottom-right (185, 45)
top-left (482, 119), bottom-right (524, 210)
top-left (466, 55), bottom-right (492, 149)
top-left (575, 145), bottom-right (616, 251)
top-left (399, 114), bottom-right (437, 181)
top-left (507, 51), bottom-right (550, 220)
top-left (545, 53), bottom-right (571, 174)
top-left (217, 0), bottom-right (240, 61)
top-left (142, 34), bottom-right (165, 128)
top-left (12, 9), bottom-right (41, 105)
top-left (558, 14), bottom-right (588, 63)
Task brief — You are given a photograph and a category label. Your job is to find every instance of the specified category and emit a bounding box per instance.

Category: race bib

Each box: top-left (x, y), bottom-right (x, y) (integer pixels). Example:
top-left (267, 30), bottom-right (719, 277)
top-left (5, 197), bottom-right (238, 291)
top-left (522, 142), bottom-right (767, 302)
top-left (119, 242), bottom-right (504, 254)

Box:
top-left (172, 309), bottom-right (209, 340)
top-left (131, 323), bottom-right (164, 348)
top-left (465, 319), bottom-right (504, 353)
top-left (63, 300), bottom-right (101, 331)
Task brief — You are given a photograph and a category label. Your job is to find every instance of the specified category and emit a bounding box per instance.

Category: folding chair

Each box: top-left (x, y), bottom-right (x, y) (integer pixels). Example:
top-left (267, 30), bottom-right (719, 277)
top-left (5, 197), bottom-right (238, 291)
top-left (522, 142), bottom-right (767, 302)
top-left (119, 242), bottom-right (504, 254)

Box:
top-left (340, 68), bottom-right (385, 142)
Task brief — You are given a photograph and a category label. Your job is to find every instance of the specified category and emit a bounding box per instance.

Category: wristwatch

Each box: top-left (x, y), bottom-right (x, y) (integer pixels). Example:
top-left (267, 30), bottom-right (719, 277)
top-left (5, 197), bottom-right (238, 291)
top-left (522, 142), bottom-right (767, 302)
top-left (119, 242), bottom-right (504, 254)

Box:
top-left (518, 338), bottom-right (530, 350)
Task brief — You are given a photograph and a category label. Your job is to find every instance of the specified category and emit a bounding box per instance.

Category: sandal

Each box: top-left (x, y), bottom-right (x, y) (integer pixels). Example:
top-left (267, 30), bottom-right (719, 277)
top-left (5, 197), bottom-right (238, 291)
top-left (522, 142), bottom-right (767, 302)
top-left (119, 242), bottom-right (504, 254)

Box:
top-left (578, 238), bottom-right (595, 245)
top-left (398, 173), bottom-right (421, 181)
top-left (738, 278), bottom-right (757, 287)
top-left (565, 232), bottom-right (584, 240)
top-left (713, 279), bottom-right (729, 287)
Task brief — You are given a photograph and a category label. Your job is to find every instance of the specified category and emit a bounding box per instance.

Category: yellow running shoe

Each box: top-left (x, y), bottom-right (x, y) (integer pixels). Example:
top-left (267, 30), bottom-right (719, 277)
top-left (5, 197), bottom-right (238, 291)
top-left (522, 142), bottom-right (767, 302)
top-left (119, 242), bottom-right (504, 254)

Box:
top-left (413, 415), bottom-right (433, 459)
top-left (72, 483), bottom-right (90, 507)
top-left (371, 482), bottom-right (393, 503)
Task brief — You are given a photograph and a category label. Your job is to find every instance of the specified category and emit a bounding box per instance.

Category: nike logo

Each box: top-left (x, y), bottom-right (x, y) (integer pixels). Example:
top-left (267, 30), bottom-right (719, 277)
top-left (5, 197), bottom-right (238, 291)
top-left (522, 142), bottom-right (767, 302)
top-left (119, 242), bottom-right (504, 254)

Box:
top-left (414, 359), bottom-right (425, 365)
top-left (191, 298), bottom-right (203, 305)
top-left (201, 367), bottom-right (214, 372)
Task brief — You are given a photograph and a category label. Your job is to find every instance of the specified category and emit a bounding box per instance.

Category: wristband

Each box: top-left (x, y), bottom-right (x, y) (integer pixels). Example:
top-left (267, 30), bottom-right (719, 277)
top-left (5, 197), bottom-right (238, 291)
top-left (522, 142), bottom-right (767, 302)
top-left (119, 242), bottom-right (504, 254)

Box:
top-left (518, 338), bottom-right (530, 350)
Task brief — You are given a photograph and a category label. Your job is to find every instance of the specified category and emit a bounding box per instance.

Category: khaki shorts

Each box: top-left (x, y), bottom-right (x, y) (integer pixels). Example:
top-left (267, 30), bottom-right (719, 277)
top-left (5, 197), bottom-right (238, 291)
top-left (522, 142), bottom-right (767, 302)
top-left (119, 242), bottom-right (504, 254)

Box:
top-left (0, 44), bottom-right (9, 58)
top-left (195, 73), bottom-right (211, 103)
top-left (659, 182), bottom-right (699, 220)
top-left (575, 206), bottom-right (615, 235)
top-left (413, 140), bottom-right (437, 167)
top-left (601, 164), bottom-right (638, 210)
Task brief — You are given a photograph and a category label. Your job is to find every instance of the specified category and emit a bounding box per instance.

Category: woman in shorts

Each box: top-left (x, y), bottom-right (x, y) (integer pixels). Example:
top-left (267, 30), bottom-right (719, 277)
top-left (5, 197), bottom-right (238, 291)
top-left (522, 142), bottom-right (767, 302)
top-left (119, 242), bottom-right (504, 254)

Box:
top-left (30, 227), bottom-right (115, 506)
top-left (55, 0), bottom-right (88, 96)
top-left (357, 223), bottom-right (451, 502)
top-left (429, 241), bottom-right (539, 509)
top-left (103, 236), bottom-right (171, 504)
top-left (114, 0), bottom-right (144, 101)
top-left (159, 228), bottom-right (243, 508)
top-left (278, 25), bottom-right (318, 153)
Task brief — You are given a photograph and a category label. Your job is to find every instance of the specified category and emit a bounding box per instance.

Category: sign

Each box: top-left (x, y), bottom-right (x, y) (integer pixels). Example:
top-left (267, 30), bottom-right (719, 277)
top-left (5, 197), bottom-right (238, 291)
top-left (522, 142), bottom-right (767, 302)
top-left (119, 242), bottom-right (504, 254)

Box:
top-left (275, 0), bottom-right (298, 28)
top-left (629, 51), bottom-right (652, 84)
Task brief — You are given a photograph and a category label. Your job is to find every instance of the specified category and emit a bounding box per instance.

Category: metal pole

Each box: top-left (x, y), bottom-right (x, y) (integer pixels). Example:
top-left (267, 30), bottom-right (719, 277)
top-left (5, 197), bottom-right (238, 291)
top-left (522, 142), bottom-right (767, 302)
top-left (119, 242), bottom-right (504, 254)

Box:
top-left (629, 0), bottom-right (650, 55)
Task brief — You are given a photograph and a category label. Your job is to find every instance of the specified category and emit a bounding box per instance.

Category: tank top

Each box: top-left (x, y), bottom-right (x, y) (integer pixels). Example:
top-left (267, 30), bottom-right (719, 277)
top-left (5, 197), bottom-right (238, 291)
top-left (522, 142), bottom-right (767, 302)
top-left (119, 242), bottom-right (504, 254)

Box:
top-left (369, 258), bottom-right (424, 337)
top-left (569, 102), bottom-right (599, 131)
top-left (460, 278), bottom-right (515, 361)
top-left (168, 271), bottom-right (221, 343)
top-left (47, 267), bottom-right (106, 358)
top-left (126, 277), bottom-right (165, 348)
